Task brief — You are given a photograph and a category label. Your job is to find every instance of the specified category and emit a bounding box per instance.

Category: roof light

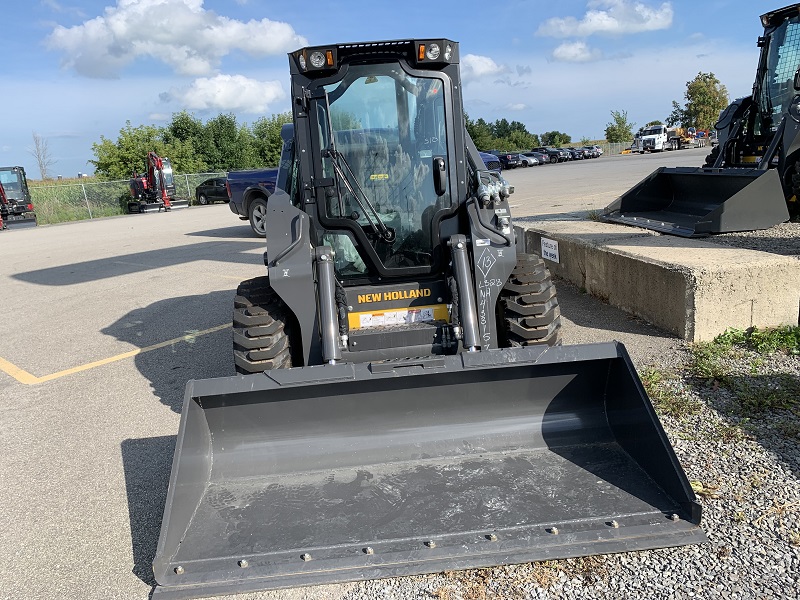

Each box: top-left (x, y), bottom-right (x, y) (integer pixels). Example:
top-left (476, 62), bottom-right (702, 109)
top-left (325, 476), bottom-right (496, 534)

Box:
top-left (309, 51), bottom-right (326, 68)
top-left (426, 43), bottom-right (440, 60)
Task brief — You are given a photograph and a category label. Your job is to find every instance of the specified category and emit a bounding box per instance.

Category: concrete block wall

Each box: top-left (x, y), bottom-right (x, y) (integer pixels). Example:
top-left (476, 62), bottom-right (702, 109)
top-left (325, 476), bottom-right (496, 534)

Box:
top-left (524, 222), bottom-right (800, 342)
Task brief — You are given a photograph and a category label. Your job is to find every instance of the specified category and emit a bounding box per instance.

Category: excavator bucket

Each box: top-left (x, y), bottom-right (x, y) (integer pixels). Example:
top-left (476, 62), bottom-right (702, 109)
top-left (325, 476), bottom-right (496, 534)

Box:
top-left (152, 342), bottom-right (705, 599)
top-left (602, 166), bottom-right (790, 237)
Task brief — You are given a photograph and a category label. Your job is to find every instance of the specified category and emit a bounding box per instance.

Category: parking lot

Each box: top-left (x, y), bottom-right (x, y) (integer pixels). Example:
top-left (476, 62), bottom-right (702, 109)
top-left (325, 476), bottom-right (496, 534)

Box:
top-left (0, 148), bottom-right (796, 600)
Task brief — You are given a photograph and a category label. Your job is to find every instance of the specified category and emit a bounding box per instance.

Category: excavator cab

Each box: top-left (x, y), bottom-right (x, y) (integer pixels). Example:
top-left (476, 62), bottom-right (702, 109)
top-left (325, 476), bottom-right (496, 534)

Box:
top-left (152, 39), bottom-right (705, 599)
top-left (603, 4), bottom-right (799, 236)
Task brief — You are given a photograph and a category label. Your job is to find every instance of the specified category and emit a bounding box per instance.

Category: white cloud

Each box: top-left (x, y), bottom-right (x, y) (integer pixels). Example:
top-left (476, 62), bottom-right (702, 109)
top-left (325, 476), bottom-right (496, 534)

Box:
top-left (552, 41), bottom-right (603, 62)
top-left (461, 54), bottom-right (507, 82)
top-left (163, 74), bottom-right (285, 113)
top-left (537, 0), bottom-right (673, 38)
top-left (46, 0), bottom-right (307, 78)
top-left (506, 103), bottom-right (527, 111)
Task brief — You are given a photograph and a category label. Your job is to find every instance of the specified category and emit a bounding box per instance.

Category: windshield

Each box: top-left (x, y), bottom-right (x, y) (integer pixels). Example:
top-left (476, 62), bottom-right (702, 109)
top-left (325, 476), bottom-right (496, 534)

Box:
top-left (0, 169), bottom-right (23, 199)
top-left (642, 126), bottom-right (665, 136)
top-left (315, 62), bottom-right (450, 276)
top-left (760, 14), bottom-right (800, 128)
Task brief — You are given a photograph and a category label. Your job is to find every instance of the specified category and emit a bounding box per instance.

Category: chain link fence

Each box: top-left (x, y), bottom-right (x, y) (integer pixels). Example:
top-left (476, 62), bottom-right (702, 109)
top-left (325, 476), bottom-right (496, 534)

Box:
top-left (30, 172), bottom-right (226, 225)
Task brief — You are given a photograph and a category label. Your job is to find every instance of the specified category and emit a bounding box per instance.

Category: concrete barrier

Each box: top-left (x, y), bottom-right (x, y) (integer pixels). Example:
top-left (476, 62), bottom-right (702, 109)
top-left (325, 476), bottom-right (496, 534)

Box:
top-left (525, 221), bottom-right (800, 342)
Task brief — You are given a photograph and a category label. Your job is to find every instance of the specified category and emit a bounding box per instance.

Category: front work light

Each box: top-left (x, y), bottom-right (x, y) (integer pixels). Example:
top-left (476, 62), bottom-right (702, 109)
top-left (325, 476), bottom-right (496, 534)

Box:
top-left (309, 51), bottom-right (326, 68)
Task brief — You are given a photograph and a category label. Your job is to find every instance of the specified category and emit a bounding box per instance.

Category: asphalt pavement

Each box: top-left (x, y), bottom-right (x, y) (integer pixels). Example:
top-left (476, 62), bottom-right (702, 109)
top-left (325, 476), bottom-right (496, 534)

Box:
top-left (0, 163), bottom-right (696, 600)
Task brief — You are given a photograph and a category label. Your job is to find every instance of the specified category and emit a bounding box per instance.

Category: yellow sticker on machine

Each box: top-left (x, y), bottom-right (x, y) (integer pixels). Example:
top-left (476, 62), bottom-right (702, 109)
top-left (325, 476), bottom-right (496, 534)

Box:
top-left (369, 173), bottom-right (389, 181)
top-left (348, 304), bottom-right (449, 330)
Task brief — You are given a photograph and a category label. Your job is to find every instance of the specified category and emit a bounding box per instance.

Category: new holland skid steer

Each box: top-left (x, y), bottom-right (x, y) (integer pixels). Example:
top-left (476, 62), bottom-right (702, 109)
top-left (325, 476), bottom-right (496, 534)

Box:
top-left (153, 39), bottom-right (705, 599)
top-left (603, 4), bottom-right (800, 237)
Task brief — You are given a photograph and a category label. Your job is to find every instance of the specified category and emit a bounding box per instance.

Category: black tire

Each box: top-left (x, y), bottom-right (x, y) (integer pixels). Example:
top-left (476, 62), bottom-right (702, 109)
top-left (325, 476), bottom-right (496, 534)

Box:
top-left (198, 193), bottom-right (208, 205)
top-left (704, 144), bottom-right (720, 168)
top-left (233, 277), bottom-right (295, 374)
top-left (497, 253), bottom-right (562, 347)
top-left (248, 197), bottom-right (268, 236)
top-left (550, 155), bottom-right (558, 164)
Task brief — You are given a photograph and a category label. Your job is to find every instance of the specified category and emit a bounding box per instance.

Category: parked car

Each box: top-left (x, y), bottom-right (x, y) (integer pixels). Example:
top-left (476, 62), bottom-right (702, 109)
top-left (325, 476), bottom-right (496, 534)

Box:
top-left (523, 151), bottom-right (550, 165)
top-left (518, 153), bottom-right (539, 167)
top-left (195, 177), bottom-right (229, 205)
top-left (531, 147), bottom-right (570, 163)
top-left (488, 150), bottom-right (521, 169)
top-left (588, 144), bottom-right (604, 156)
top-left (581, 146), bottom-right (600, 158)
top-left (567, 147), bottom-right (591, 160)
top-left (479, 151), bottom-right (502, 172)
top-left (562, 148), bottom-right (584, 160)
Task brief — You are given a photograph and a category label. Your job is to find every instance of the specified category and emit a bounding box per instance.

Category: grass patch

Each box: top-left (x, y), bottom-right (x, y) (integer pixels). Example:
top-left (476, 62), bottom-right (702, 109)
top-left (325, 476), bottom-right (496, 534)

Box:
top-left (585, 209), bottom-right (601, 221)
top-left (726, 375), bottom-right (800, 414)
top-left (639, 367), bottom-right (701, 419)
top-left (716, 326), bottom-right (800, 355)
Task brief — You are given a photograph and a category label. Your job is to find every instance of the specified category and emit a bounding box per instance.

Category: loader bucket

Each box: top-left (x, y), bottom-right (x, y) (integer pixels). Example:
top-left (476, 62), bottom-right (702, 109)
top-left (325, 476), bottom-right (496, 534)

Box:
top-left (153, 342), bottom-right (705, 599)
top-left (602, 166), bottom-right (790, 237)
top-left (2, 214), bottom-right (37, 229)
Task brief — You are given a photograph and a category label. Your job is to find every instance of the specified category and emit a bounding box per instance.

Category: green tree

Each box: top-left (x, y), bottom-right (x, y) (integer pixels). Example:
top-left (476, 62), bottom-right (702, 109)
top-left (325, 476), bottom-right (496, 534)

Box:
top-left (464, 114), bottom-right (494, 150)
top-left (645, 120), bottom-right (664, 127)
top-left (668, 72), bottom-right (729, 129)
top-left (541, 131), bottom-right (572, 146)
top-left (683, 72), bottom-right (729, 130)
top-left (89, 121), bottom-right (168, 179)
top-left (251, 112), bottom-right (293, 166)
top-left (666, 100), bottom-right (687, 127)
top-left (604, 110), bottom-right (635, 143)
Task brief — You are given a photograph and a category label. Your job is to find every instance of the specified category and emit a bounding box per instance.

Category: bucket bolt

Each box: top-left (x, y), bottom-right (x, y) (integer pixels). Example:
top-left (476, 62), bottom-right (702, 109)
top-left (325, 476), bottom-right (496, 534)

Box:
top-left (363, 547), bottom-right (375, 555)
top-left (174, 566), bottom-right (184, 575)
top-left (669, 513), bottom-right (680, 521)
top-left (301, 553), bottom-right (312, 561)
top-left (607, 520), bottom-right (620, 528)
top-left (424, 540), bottom-right (436, 548)
top-left (485, 533), bottom-right (498, 542)
top-left (548, 527), bottom-right (559, 535)
top-left (238, 559), bottom-right (249, 568)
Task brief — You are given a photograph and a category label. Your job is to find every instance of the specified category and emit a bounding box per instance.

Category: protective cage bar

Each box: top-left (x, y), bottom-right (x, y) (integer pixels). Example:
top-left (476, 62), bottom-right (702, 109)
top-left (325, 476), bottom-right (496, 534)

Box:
top-left (152, 342), bottom-right (705, 599)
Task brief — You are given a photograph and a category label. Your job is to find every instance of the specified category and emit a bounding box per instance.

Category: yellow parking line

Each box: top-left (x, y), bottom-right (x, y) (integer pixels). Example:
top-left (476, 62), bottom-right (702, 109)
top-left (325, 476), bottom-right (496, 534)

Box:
top-left (0, 324), bottom-right (230, 385)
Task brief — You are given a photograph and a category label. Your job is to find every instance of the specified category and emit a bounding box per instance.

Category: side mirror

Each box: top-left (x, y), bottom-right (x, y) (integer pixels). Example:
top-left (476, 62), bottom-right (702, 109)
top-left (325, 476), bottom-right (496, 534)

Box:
top-left (794, 68), bottom-right (800, 91)
top-left (433, 156), bottom-right (447, 196)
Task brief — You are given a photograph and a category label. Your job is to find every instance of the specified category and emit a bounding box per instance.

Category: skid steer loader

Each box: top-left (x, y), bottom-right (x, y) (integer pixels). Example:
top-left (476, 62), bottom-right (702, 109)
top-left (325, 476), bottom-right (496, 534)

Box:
top-left (603, 4), bottom-right (800, 237)
top-left (153, 39), bottom-right (705, 599)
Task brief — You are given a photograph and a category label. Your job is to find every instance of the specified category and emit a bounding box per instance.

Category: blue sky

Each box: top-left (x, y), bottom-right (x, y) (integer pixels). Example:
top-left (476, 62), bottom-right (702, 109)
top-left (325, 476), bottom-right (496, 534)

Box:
top-left (3, 0), bottom-right (768, 179)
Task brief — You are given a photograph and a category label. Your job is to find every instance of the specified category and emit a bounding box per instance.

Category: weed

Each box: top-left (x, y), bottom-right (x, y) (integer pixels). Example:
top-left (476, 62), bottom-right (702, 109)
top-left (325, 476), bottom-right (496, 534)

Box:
top-left (690, 480), bottom-right (721, 499)
top-left (728, 375), bottom-right (799, 415)
top-left (688, 341), bottom-right (732, 381)
top-left (586, 209), bottom-right (601, 221)
top-left (733, 511), bottom-right (746, 523)
top-left (776, 420), bottom-right (800, 439)
top-left (640, 367), bottom-right (701, 419)
top-left (715, 326), bottom-right (800, 355)
top-left (790, 531), bottom-right (800, 547)
top-left (712, 421), bottom-right (748, 443)
top-left (754, 500), bottom-right (800, 528)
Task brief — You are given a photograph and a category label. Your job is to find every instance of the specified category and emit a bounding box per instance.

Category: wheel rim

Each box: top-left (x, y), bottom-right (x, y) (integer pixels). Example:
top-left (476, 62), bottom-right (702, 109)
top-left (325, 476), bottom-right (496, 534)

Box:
top-left (199, 194), bottom-right (208, 205)
top-left (252, 203), bottom-right (267, 235)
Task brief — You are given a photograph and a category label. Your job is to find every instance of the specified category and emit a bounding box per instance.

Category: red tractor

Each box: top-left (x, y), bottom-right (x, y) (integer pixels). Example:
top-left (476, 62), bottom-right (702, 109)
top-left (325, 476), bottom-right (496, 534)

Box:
top-left (128, 152), bottom-right (188, 213)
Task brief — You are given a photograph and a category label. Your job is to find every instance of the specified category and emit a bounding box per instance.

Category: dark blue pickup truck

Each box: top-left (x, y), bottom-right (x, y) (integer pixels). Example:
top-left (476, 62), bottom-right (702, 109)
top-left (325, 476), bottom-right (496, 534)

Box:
top-left (226, 167), bottom-right (279, 236)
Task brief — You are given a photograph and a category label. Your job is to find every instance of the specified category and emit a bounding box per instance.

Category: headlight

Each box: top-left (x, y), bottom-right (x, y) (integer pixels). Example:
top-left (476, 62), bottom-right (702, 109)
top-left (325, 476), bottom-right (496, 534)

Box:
top-left (426, 43), bottom-right (441, 60)
top-left (298, 54), bottom-right (306, 70)
top-left (444, 44), bottom-right (453, 61)
top-left (309, 51), bottom-right (326, 68)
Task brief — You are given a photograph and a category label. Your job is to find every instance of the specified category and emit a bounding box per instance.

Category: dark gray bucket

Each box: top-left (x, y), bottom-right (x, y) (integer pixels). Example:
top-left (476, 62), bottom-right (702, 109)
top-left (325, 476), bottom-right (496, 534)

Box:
top-left (153, 342), bottom-right (705, 599)
top-left (602, 166), bottom-right (789, 237)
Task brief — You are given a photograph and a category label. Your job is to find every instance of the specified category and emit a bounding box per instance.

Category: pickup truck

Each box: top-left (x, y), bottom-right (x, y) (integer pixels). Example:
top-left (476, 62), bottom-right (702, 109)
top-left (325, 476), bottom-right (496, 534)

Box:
top-left (226, 167), bottom-right (278, 236)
